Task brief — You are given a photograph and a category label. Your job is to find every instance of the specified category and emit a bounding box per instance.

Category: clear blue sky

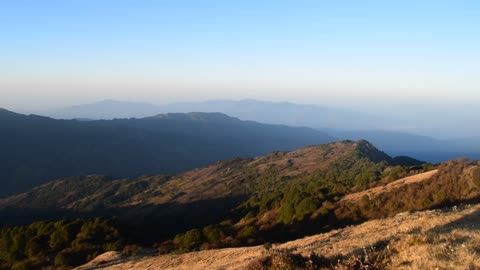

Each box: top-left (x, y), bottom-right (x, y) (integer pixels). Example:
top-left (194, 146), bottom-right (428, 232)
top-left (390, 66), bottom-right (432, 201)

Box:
top-left (1, 0), bottom-right (479, 111)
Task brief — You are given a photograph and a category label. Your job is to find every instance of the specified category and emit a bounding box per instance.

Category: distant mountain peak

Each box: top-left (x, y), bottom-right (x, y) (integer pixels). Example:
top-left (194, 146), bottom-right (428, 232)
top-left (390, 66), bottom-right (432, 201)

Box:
top-left (0, 108), bottom-right (14, 113)
top-left (352, 140), bottom-right (393, 163)
top-left (149, 112), bottom-right (238, 122)
top-left (351, 140), bottom-right (425, 166)
top-left (0, 108), bottom-right (24, 118)
top-left (45, 99), bottom-right (161, 120)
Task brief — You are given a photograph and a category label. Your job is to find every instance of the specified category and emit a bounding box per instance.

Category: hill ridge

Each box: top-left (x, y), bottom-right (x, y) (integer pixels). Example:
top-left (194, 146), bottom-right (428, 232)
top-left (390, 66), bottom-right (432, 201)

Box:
top-left (0, 108), bottom-right (334, 197)
top-left (0, 140), bottom-right (428, 218)
top-left (5, 146), bottom-right (480, 270)
top-left (147, 112), bottom-right (240, 122)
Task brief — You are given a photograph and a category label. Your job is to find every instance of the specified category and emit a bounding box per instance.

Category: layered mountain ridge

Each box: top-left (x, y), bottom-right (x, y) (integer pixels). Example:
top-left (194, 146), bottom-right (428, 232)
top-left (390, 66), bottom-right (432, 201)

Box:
top-left (0, 109), bottom-right (334, 197)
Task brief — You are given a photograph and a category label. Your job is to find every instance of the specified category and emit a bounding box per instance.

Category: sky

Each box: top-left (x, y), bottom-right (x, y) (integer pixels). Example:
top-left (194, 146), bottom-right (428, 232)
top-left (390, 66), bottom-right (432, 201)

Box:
top-left (1, 0), bottom-right (480, 111)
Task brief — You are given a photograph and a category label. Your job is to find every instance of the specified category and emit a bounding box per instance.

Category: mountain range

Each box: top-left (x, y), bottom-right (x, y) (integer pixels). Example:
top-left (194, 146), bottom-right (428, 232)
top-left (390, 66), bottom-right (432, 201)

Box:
top-left (0, 108), bottom-right (334, 197)
top-left (4, 100), bottom-right (480, 199)
top-left (40, 99), bottom-right (480, 162)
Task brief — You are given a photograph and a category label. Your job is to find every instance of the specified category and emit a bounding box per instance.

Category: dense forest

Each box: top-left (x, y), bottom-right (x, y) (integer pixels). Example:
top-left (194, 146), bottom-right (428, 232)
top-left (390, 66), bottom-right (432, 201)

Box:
top-left (0, 218), bottom-right (129, 270)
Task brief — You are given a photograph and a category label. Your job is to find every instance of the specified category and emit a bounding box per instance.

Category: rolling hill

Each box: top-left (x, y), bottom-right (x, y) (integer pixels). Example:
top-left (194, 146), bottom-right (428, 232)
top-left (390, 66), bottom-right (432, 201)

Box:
top-left (0, 141), bottom-right (427, 241)
top-left (0, 108), bottom-right (334, 197)
top-left (3, 140), bottom-right (480, 269)
top-left (74, 159), bottom-right (480, 270)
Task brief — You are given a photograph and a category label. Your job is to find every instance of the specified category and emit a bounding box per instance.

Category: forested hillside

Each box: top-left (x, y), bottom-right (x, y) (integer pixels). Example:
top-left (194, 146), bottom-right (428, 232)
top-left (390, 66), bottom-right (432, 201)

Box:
top-left (0, 140), bottom-right (442, 269)
top-left (2, 141), bottom-right (480, 269)
top-left (0, 109), bottom-right (334, 197)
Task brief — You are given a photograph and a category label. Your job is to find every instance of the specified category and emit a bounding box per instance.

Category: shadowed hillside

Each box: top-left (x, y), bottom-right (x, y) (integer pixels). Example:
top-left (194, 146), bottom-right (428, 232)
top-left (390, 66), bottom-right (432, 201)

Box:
top-left (3, 141), bottom-right (480, 269)
top-left (0, 109), bottom-right (334, 197)
top-left (42, 99), bottom-right (480, 163)
top-left (0, 141), bottom-right (416, 216)
top-left (0, 141), bottom-right (430, 265)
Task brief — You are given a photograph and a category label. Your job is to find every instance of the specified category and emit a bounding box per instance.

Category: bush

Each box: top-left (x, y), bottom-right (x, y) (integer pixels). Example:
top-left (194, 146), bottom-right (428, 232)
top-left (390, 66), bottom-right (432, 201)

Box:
top-left (246, 250), bottom-right (328, 270)
top-left (237, 225), bottom-right (257, 241)
top-left (122, 245), bottom-right (140, 256)
top-left (103, 240), bottom-right (124, 252)
top-left (174, 229), bottom-right (203, 251)
top-left (202, 225), bottom-right (224, 244)
top-left (157, 240), bottom-right (175, 255)
top-left (54, 246), bottom-right (96, 267)
top-left (9, 257), bottom-right (46, 270)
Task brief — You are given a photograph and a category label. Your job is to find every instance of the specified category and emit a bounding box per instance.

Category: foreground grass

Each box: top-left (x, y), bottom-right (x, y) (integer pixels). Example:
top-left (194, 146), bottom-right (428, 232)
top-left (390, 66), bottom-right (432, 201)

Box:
top-left (76, 203), bottom-right (480, 270)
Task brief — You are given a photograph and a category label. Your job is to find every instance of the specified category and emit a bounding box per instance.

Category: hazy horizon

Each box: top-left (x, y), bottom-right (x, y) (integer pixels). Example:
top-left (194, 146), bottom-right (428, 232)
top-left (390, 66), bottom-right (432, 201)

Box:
top-left (0, 97), bottom-right (476, 140)
top-left (2, 0), bottom-right (480, 112)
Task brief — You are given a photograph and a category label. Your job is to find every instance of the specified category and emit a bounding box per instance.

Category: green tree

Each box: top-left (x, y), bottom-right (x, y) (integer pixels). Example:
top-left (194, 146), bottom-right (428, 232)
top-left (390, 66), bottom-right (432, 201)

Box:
top-left (202, 226), bottom-right (224, 244)
top-left (176, 229), bottom-right (203, 251)
top-left (295, 197), bottom-right (318, 221)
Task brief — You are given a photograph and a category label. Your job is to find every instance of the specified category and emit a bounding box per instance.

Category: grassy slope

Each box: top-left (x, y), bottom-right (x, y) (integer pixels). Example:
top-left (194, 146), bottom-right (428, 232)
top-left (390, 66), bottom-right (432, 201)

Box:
top-left (0, 141), bottom-right (375, 209)
top-left (77, 170), bottom-right (480, 270)
top-left (0, 141), bottom-right (390, 215)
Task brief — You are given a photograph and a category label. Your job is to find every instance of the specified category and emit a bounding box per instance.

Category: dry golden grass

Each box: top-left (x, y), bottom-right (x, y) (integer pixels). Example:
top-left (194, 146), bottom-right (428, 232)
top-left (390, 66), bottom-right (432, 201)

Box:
top-left (76, 202), bottom-right (480, 270)
top-left (338, 169), bottom-right (438, 205)
top-left (249, 141), bottom-right (354, 176)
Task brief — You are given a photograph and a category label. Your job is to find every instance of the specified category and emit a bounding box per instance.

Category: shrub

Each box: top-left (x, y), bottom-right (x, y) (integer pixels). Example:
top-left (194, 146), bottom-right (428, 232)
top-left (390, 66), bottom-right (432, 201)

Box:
top-left (103, 240), bottom-right (124, 251)
top-left (122, 245), bottom-right (140, 256)
top-left (174, 229), bottom-right (203, 251)
top-left (157, 240), bottom-right (175, 255)
top-left (9, 257), bottom-right (46, 270)
top-left (246, 250), bottom-right (328, 270)
top-left (263, 242), bottom-right (272, 251)
top-left (237, 225), bottom-right (257, 241)
top-left (54, 246), bottom-right (96, 267)
top-left (202, 225), bottom-right (224, 244)
top-left (49, 230), bottom-right (69, 251)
